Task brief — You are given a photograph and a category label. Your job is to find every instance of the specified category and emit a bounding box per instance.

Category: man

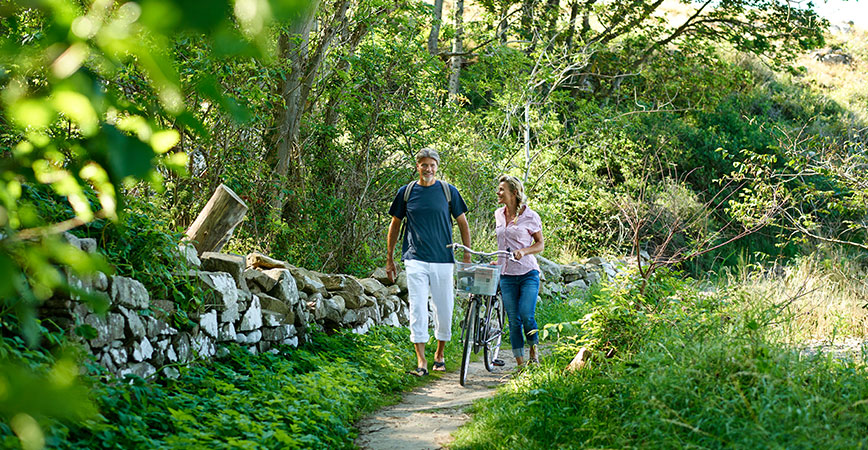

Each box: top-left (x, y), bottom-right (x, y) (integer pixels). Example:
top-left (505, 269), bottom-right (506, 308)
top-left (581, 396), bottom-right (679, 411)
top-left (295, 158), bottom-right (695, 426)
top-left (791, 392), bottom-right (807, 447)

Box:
top-left (386, 148), bottom-right (471, 377)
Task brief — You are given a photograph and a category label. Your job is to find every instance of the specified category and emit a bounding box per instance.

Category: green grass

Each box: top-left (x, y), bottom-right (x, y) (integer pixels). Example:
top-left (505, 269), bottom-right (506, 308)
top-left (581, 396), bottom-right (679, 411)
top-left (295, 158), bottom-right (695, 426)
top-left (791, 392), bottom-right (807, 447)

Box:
top-left (451, 268), bottom-right (868, 449)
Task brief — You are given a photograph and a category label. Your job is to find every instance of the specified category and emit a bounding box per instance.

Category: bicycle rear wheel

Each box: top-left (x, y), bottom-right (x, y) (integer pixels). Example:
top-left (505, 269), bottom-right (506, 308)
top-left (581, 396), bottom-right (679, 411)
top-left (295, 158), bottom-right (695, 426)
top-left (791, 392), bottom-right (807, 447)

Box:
top-left (483, 292), bottom-right (505, 372)
top-left (459, 297), bottom-right (478, 386)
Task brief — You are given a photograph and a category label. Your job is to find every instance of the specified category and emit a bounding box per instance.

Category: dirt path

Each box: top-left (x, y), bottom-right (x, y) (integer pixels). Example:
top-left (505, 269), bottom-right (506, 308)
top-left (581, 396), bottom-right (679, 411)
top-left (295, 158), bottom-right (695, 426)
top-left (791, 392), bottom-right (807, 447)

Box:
top-left (354, 355), bottom-right (518, 450)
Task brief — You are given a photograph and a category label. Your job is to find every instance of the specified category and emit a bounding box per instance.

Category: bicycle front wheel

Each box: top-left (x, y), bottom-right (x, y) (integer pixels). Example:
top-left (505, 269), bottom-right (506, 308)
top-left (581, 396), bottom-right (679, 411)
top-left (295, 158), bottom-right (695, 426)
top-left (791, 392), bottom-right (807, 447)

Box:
top-left (483, 292), bottom-right (505, 372)
top-left (460, 297), bottom-right (478, 386)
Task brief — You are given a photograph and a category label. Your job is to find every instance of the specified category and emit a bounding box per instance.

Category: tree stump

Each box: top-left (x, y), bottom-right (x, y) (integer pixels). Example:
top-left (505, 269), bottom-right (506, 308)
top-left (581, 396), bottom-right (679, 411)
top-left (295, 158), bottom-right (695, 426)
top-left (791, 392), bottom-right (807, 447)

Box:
top-left (184, 184), bottom-right (248, 255)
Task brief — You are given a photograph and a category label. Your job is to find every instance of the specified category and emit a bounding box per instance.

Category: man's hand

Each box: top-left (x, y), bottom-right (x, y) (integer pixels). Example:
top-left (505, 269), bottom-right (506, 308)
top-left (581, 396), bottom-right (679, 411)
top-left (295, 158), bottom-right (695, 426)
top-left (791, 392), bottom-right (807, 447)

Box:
top-left (463, 251), bottom-right (471, 264)
top-left (386, 259), bottom-right (398, 283)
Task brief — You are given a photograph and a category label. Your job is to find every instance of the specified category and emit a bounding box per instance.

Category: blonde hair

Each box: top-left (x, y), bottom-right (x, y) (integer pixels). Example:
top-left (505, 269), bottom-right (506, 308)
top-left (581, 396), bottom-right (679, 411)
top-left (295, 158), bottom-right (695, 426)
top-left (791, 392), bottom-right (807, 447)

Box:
top-left (498, 174), bottom-right (525, 211)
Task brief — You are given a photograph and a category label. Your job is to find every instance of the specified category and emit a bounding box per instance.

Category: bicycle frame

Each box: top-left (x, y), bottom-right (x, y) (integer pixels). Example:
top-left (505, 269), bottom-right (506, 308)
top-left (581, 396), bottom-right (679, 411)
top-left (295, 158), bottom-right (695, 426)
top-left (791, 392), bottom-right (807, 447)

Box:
top-left (450, 244), bottom-right (511, 385)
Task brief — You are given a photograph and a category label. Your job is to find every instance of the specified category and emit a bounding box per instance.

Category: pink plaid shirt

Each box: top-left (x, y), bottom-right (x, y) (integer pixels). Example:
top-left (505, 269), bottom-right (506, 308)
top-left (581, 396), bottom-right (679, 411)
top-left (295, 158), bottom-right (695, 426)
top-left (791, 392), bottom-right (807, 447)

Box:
top-left (495, 205), bottom-right (542, 276)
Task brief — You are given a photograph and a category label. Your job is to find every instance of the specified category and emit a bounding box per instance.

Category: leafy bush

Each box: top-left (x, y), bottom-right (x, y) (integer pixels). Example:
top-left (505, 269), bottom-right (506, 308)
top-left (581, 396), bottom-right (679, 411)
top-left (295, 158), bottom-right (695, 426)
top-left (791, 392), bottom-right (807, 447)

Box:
top-left (452, 268), bottom-right (868, 449)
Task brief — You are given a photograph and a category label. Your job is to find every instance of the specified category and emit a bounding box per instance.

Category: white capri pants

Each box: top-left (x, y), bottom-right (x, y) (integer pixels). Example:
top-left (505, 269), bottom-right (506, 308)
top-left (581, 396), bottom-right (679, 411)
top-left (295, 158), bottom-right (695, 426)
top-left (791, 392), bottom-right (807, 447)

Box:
top-left (405, 259), bottom-right (455, 344)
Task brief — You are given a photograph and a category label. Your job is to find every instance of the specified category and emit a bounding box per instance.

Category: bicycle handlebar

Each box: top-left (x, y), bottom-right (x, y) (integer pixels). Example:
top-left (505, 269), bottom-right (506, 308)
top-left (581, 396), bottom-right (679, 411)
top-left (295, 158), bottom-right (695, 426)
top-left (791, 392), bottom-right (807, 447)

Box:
top-left (447, 243), bottom-right (516, 261)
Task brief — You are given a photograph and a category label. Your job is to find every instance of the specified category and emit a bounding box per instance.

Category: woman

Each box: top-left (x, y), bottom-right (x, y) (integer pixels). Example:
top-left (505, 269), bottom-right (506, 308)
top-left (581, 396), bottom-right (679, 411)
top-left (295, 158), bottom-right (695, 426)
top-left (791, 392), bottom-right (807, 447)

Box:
top-left (495, 175), bottom-right (544, 366)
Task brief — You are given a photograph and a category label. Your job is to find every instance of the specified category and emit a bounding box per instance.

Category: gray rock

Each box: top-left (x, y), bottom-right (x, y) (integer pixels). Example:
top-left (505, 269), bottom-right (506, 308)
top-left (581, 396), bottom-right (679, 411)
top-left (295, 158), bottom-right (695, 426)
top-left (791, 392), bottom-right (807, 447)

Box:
top-left (561, 265), bottom-right (587, 283)
top-left (396, 272), bottom-right (408, 293)
top-left (246, 252), bottom-right (288, 270)
top-left (108, 312), bottom-right (126, 341)
top-left (359, 278), bottom-right (387, 298)
top-left (263, 268), bottom-right (300, 306)
top-left (111, 276), bottom-right (149, 309)
top-left (61, 232), bottom-right (81, 250)
top-left (282, 336), bottom-right (299, 347)
top-left (386, 285), bottom-right (401, 296)
top-left (129, 362), bottom-right (157, 379)
top-left (288, 266), bottom-right (326, 294)
top-left (337, 291), bottom-right (364, 309)
top-left (239, 330), bottom-right (262, 345)
top-left (261, 326), bottom-right (288, 342)
top-left (586, 271), bottom-right (601, 285)
top-left (167, 342), bottom-right (178, 363)
top-left (370, 267), bottom-right (392, 285)
top-left (219, 322), bottom-right (237, 342)
top-left (201, 252), bottom-right (248, 291)
top-left (109, 346), bottom-right (129, 366)
top-left (320, 274), bottom-right (364, 296)
top-left (258, 293), bottom-right (290, 315)
top-left (150, 300), bottom-right (176, 322)
top-left (197, 272), bottom-right (240, 320)
top-left (262, 311), bottom-right (283, 327)
top-left (537, 255), bottom-right (562, 283)
top-left (341, 308), bottom-right (359, 324)
top-left (239, 295), bottom-right (263, 331)
top-left (132, 337), bottom-right (154, 362)
top-left (178, 243), bottom-right (201, 268)
top-left (200, 310), bottom-right (219, 338)
top-left (85, 314), bottom-right (112, 348)
top-left (351, 318), bottom-right (376, 335)
top-left (601, 263), bottom-right (617, 278)
top-left (383, 311), bottom-right (400, 327)
top-left (565, 279), bottom-right (588, 292)
top-left (99, 352), bottom-right (117, 374)
top-left (72, 302), bottom-right (90, 319)
top-left (163, 367), bottom-right (181, 379)
top-left (145, 316), bottom-right (178, 338)
top-left (92, 272), bottom-right (109, 291)
top-left (193, 334), bottom-right (215, 358)
top-left (586, 256), bottom-right (606, 265)
top-left (639, 250), bottom-right (651, 261)
top-left (79, 238), bottom-right (98, 253)
top-left (322, 295), bottom-right (345, 324)
top-left (154, 338), bottom-right (171, 352)
top-left (173, 333), bottom-right (191, 363)
top-left (308, 293), bottom-right (326, 321)
top-left (118, 306), bottom-right (145, 339)
top-left (244, 268), bottom-right (277, 292)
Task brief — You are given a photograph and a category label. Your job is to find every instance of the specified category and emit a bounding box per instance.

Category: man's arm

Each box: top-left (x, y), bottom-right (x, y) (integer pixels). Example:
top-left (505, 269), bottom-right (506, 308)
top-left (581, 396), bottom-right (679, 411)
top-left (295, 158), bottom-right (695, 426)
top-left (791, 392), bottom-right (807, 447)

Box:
top-left (386, 216), bottom-right (402, 282)
top-left (455, 213), bottom-right (472, 263)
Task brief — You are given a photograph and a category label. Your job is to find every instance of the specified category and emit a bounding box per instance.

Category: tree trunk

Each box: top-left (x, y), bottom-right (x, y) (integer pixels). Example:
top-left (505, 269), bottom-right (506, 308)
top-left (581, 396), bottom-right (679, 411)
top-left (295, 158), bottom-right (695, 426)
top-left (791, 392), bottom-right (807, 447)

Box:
top-left (521, 0), bottom-right (536, 54)
top-left (448, 0), bottom-right (464, 101)
top-left (270, 0), bottom-right (351, 213)
top-left (497, 4), bottom-right (510, 44)
top-left (185, 184), bottom-right (249, 255)
top-left (428, 0), bottom-right (445, 56)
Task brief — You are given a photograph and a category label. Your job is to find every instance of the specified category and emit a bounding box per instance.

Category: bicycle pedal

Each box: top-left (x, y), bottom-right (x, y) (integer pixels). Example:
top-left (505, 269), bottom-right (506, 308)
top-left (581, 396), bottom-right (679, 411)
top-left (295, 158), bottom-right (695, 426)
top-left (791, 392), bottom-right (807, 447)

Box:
top-left (492, 359), bottom-right (505, 366)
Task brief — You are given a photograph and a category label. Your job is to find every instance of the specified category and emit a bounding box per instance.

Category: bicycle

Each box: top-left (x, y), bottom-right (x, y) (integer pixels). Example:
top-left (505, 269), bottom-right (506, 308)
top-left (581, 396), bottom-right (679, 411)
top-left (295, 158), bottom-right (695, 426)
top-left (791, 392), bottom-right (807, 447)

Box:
top-left (448, 243), bottom-right (514, 386)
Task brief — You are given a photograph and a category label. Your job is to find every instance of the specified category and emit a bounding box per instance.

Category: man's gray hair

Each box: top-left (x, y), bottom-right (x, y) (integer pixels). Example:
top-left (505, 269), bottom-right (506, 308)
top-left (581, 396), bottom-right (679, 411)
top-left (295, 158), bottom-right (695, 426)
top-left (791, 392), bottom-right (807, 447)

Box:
top-left (415, 147), bottom-right (441, 164)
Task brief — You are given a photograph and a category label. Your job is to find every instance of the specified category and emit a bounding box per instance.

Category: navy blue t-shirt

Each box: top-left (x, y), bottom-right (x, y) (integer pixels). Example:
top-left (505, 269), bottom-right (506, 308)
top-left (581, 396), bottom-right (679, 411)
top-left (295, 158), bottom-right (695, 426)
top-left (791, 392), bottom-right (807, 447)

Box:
top-left (389, 181), bottom-right (468, 263)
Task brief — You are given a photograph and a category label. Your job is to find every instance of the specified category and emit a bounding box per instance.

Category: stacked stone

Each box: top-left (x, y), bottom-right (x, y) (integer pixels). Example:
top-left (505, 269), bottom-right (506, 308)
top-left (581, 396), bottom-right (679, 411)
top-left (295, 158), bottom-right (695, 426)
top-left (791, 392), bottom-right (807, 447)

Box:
top-left (44, 232), bottom-right (649, 381)
top-left (536, 254), bottom-right (631, 297)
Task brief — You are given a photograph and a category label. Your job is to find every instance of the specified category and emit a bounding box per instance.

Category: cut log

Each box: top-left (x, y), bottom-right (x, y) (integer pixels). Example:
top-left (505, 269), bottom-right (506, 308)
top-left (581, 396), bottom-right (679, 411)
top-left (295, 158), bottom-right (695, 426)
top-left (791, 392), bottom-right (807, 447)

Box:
top-left (184, 184), bottom-right (248, 255)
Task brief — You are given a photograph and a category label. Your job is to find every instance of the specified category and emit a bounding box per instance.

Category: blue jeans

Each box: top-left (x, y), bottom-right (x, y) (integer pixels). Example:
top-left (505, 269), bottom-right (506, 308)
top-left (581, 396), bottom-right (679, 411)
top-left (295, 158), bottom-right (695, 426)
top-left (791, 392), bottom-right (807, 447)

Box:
top-left (499, 270), bottom-right (540, 358)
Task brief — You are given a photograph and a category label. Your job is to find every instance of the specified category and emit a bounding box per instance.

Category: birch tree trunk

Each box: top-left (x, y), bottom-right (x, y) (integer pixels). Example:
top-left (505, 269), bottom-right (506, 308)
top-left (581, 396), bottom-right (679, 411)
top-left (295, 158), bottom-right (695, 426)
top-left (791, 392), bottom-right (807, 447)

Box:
top-left (428, 0), bottom-right (445, 56)
top-left (448, 0), bottom-right (464, 101)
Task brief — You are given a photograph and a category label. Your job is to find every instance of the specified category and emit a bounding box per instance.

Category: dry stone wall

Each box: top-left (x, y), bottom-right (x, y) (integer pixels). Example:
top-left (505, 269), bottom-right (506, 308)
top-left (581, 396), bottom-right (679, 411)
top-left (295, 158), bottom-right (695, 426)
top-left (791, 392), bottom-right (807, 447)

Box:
top-left (40, 233), bottom-right (630, 379)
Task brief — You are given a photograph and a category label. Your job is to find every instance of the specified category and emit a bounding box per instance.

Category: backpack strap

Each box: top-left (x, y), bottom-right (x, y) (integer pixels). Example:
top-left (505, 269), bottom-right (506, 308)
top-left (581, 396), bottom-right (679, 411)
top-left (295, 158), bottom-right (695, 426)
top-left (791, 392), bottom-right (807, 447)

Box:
top-left (403, 180), bottom-right (418, 203)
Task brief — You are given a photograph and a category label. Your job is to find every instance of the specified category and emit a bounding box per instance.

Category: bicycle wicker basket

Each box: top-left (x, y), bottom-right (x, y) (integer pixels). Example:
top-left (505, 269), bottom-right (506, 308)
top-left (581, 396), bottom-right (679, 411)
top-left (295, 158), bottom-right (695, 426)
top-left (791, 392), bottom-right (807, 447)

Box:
top-left (454, 262), bottom-right (501, 296)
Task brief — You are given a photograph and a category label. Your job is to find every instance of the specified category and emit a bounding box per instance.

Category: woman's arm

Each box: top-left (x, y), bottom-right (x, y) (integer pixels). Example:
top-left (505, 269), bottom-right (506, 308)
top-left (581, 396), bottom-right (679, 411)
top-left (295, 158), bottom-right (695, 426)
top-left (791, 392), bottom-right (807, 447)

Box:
top-left (514, 230), bottom-right (544, 260)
